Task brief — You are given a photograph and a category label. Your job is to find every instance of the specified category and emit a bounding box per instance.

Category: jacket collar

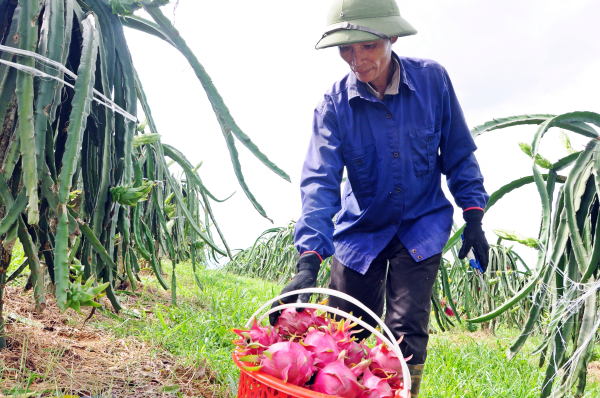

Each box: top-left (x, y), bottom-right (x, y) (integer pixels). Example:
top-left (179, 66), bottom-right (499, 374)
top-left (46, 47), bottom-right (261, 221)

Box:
top-left (347, 52), bottom-right (415, 103)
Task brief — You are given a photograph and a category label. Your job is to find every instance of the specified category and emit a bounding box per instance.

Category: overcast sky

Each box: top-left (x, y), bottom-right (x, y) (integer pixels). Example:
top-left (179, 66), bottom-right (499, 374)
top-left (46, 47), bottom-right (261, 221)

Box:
top-left (126, 0), bottom-right (600, 266)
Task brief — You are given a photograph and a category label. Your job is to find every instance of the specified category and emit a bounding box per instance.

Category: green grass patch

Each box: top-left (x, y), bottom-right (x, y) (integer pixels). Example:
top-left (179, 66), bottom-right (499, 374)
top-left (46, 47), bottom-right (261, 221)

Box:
top-left (423, 329), bottom-right (600, 397)
top-left (92, 261), bottom-right (280, 390)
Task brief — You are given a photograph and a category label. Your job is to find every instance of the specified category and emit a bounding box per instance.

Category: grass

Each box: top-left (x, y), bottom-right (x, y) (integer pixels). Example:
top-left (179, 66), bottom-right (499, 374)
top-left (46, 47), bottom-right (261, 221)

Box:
top-left (92, 260), bottom-right (281, 392)
top-left (424, 329), bottom-right (600, 397)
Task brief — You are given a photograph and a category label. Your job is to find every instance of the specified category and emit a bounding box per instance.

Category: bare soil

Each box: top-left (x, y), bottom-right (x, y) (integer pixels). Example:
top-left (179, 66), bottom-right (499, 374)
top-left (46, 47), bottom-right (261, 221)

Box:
top-left (0, 285), bottom-right (222, 397)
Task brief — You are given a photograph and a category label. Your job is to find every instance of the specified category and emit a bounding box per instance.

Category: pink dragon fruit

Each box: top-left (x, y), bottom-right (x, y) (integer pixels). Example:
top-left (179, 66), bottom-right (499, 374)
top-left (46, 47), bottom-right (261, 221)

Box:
top-left (344, 339), bottom-right (368, 367)
top-left (369, 337), bottom-right (403, 380)
top-left (358, 367), bottom-right (393, 398)
top-left (312, 351), bottom-right (369, 398)
top-left (276, 308), bottom-right (316, 337)
top-left (313, 311), bottom-right (332, 327)
top-left (388, 378), bottom-right (404, 394)
top-left (260, 341), bottom-right (317, 386)
top-left (327, 318), bottom-right (359, 350)
top-left (232, 318), bottom-right (280, 355)
top-left (301, 328), bottom-right (340, 369)
top-left (444, 307), bottom-right (455, 317)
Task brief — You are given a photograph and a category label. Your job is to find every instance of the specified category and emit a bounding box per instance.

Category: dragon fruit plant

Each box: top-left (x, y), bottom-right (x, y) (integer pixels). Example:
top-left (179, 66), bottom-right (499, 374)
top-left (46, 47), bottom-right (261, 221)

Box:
top-left (232, 307), bottom-right (409, 398)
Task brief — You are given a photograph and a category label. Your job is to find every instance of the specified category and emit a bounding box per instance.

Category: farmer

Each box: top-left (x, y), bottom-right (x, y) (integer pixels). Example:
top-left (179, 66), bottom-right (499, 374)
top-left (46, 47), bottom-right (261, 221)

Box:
top-left (270, 0), bottom-right (489, 395)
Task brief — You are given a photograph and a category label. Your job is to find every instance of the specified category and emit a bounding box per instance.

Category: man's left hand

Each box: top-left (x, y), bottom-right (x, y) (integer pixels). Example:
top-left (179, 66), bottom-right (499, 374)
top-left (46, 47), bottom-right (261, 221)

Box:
top-left (458, 208), bottom-right (490, 273)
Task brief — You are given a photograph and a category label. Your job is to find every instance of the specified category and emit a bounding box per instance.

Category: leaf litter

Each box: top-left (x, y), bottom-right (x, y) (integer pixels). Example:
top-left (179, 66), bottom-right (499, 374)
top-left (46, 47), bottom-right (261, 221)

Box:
top-left (0, 285), bottom-right (222, 397)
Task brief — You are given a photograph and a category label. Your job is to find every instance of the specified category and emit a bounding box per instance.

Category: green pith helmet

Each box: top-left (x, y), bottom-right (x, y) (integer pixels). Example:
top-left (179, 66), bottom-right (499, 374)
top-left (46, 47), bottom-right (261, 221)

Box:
top-left (315, 0), bottom-right (417, 50)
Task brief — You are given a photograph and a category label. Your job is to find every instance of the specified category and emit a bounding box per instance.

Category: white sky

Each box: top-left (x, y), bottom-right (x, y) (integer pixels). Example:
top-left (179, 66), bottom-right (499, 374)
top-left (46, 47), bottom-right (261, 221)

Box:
top-left (126, 0), bottom-right (600, 266)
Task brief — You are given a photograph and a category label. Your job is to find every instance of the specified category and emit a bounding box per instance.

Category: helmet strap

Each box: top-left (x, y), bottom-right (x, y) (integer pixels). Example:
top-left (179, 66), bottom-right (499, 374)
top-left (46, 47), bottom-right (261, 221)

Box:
top-left (321, 22), bottom-right (390, 41)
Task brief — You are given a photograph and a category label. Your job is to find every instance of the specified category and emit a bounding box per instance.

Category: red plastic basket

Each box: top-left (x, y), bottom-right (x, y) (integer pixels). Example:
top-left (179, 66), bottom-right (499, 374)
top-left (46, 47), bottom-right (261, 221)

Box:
top-left (232, 288), bottom-right (411, 398)
top-left (233, 350), bottom-right (338, 398)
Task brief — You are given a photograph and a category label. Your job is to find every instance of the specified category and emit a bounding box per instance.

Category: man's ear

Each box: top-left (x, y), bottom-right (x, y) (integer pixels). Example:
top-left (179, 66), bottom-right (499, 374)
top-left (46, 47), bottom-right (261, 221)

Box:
top-left (390, 36), bottom-right (399, 44)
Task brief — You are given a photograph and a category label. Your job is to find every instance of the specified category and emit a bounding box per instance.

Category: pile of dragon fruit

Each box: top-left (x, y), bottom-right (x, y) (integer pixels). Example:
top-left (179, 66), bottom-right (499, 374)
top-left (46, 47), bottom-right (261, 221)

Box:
top-left (232, 307), bottom-right (408, 398)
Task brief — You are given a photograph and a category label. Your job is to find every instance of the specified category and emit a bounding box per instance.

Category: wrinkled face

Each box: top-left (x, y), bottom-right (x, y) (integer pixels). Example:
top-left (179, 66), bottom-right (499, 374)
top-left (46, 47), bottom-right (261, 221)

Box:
top-left (338, 37), bottom-right (398, 84)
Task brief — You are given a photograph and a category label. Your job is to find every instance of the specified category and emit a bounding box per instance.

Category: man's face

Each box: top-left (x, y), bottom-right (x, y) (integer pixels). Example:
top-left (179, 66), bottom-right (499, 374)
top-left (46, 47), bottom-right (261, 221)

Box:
top-left (338, 37), bottom-right (398, 84)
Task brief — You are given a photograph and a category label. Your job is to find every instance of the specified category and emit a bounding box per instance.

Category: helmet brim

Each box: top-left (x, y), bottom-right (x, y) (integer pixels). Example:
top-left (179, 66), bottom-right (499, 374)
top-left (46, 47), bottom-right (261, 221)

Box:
top-left (315, 15), bottom-right (417, 50)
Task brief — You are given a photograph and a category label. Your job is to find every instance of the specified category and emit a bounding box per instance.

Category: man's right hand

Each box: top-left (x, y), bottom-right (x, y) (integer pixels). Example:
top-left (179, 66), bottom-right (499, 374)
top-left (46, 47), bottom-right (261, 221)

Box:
top-left (269, 252), bottom-right (321, 327)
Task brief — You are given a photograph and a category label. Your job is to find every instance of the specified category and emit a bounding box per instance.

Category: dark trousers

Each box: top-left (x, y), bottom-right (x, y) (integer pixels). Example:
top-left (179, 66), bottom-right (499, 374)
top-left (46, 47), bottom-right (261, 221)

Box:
top-left (328, 236), bottom-right (441, 365)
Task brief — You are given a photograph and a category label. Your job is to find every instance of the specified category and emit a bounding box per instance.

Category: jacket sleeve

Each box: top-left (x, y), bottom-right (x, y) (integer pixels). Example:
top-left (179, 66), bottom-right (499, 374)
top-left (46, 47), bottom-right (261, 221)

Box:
top-left (438, 68), bottom-right (489, 210)
top-left (294, 96), bottom-right (344, 259)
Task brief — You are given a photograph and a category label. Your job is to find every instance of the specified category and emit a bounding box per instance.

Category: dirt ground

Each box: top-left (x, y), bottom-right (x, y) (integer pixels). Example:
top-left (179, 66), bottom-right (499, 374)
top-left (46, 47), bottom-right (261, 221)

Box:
top-left (0, 285), bottom-right (222, 398)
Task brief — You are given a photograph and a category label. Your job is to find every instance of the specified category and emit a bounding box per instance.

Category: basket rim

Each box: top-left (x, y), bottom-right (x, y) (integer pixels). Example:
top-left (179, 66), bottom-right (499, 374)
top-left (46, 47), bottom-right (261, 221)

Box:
top-left (233, 350), bottom-right (340, 398)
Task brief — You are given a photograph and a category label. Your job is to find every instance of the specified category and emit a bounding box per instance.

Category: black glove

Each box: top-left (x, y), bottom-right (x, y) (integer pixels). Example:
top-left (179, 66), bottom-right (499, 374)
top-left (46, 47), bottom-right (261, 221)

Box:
top-left (458, 209), bottom-right (490, 273)
top-left (269, 252), bottom-right (321, 326)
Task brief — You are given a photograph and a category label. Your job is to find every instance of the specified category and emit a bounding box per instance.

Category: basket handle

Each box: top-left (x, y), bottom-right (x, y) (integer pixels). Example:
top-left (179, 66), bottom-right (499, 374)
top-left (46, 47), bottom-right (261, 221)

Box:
top-left (246, 288), bottom-right (411, 396)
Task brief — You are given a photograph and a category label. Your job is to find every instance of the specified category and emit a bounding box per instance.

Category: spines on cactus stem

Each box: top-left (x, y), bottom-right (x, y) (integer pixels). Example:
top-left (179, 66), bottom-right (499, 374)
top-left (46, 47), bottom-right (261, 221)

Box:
top-left (112, 18), bottom-right (137, 185)
top-left (161, 143), bottom-right (232, 203)
top-left (563, 145), bottom-right (595, 274)
top-left (154, 142), bottom-right (226, 256)
top-left (0, 5), bottom-right (21, 103)
top-left (145, 147), bottom-right (175, 259)
top-left (142, 220), bottom-right (169, 290)
top-left (0, 188), bottom-right (27, 236)
top-left (15, 0), bottom-right (41, 224)
top-left (49, 0), bottom-right (74, 121)
top-left (125, 248), bottom-right (137, 292)
top-left (57, 14), bottom-right (99, 204)
top-left (129, 246), bottom-right (140, 275)
top-left (132, 201), bottom-right (151, 261)
top-left (54, 205), bottom-right (70, 311)
top-left (85, 0), bottom-right (117, 84)
top-left (33, 0), bottom-right (66, 178)
top-left (51, 14), bottom-right (99, 311)
top-left (0, 169), bottom-right (45, 312)
top-left (91, 17), bottom-right (115, 266)
top-left (38, 207), bottom-right (55, 284)
top-left (0, 69), bottom-right (17, 134)
top-left (2, 132), bottom-right (20, 181)
top-left (18, 217), bottom-right (46, 313)
top-left (68, 208), bottom-right (118, 273)
top-left (117, 204), bottom-right (132, 278)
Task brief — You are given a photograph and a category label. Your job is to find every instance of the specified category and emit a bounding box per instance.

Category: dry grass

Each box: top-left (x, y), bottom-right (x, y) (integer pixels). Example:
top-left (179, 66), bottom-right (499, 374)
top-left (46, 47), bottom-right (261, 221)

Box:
top-left (588, 361), bottom-right (600, 383)
top-left (0, 285), bottom-right (223, 397)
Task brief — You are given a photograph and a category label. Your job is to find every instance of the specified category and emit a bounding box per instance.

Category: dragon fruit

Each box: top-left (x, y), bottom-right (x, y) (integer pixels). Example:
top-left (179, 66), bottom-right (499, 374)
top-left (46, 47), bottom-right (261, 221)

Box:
top-left (275, 308), bottom-right (316, 336)
top-left (313, 311), bottom-right (332, 327)
top-left (444, 307), bottom-right (455, 317)
top-left (232, 300), bottom-right (411, 397)
top-left (327, 318), bottom-right (360, 350)
top-left (301, 328), bottom-right (340, 369)
top-left (358, 367), bottom-right (393, 398)
top-left (231, 318), bottom-right (279, 355)
top-left (260, 341), bottom-right (316, 386)
top-left (388, 378), bottom-right (404, 393)
top-left (345, 339), bottom-right (369, 367)
top-left (369, 338), bottom-right (403, 380)
top-left (312, 351), bottom-right (369, 398)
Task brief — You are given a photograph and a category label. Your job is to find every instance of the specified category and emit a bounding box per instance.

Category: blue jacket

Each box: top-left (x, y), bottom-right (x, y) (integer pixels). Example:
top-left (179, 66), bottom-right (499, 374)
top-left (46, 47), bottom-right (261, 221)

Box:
top-left (295, 54), bottom-right (489, 274)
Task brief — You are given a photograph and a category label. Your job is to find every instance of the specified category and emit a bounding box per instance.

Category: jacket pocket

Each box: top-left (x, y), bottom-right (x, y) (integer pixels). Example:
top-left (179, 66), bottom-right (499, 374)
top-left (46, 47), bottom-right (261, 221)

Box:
top-left (409, 126), bottom-right (441, 177)
top-left (343, 143), bottom-right (378, 198)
